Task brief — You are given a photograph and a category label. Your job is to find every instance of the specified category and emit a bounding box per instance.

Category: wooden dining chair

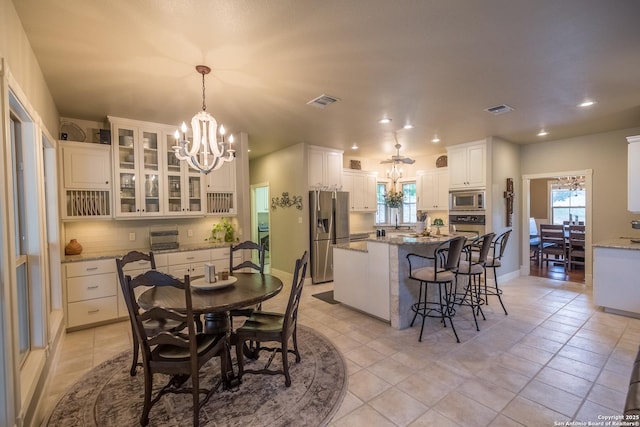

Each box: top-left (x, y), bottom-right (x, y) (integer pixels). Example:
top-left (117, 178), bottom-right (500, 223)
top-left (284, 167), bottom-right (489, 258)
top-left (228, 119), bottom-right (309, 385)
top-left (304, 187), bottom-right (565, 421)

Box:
top-left (567, 224), bottom-right (586, 271)
top-left (539, 224), bottom-right (567, 270)
top-left (235, 251), bottom-right (308, 387)
top-left (229, 240), bottom-right (267, 329)
top-left (116, 250), bottom-right (186, 376)
top-left (122, 270), bottom-right (228, 427)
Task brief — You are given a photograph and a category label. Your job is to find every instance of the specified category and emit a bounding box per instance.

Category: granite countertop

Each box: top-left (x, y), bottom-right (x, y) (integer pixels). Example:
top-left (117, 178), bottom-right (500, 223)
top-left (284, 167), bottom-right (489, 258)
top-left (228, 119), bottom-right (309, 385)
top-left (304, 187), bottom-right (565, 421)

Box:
top-left (63, 241), bottom-right (233, 263)
top-left (335, 241), bottom-right (369, 252)
top-left (593, 237), bottom-right (640, 250)
top-left (334, 232), bottom-right (475, 252)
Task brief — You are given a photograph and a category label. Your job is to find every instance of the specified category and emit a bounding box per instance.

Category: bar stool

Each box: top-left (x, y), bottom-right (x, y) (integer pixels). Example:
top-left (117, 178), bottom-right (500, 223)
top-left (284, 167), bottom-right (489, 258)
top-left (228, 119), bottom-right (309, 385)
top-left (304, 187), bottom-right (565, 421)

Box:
top-left (451, 232), bottom-right (495, 331)
top-left (407, 236), bottom-right (466, 342)
top-left (481, 229), bottom-right (511, 315)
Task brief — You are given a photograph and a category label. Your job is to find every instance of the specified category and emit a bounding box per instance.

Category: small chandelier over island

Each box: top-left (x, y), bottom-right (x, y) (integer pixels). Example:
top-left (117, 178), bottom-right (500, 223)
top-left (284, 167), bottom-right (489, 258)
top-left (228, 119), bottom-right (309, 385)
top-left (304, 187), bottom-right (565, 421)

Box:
top-left (173, 65), bottom-right (235, 175)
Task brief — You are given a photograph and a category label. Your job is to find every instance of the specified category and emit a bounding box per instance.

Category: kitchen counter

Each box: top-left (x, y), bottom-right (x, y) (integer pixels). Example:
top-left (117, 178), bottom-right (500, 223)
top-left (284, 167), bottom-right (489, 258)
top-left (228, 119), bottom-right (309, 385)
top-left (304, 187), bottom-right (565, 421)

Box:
top-left (333, 233), bottom-right (475, 328)
top-left (62, 241), bottom-right (233, 263)
top-left (594, 240), bottom-right (640, 317)
top-left (593, 237), bottom-right (640, 250)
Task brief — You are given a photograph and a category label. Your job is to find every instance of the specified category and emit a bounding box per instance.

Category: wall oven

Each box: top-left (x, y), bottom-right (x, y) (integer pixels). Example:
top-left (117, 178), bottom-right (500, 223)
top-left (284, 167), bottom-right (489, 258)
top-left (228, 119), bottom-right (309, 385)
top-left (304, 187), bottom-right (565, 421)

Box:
top-left (449, 190), bottom-right (485, 211)
top-left (449, 211), bottom-right (486, 235)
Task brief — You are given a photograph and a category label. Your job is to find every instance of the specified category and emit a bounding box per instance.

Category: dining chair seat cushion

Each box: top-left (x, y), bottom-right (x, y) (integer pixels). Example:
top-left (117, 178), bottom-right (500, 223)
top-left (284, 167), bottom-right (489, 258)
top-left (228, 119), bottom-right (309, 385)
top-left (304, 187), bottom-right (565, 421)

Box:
top-left (155, 333), bottom-right (223, 360)
top-left (529, 237), bottom-right (541, 246)
top-left (142, 318), bottom-right (185, 335)
top-left (456, 260), bottom-right (484, 275)
top-left (237, 311), bottom-right (285, 333)
top-left (410, 267), bottom-right (455, 283)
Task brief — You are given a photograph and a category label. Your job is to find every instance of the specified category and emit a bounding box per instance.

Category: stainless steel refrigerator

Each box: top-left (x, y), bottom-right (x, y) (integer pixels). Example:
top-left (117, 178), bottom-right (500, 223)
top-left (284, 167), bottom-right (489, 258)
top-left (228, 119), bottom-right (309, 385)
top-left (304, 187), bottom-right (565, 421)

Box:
top-left (310, 190), bottom-right (350, 284)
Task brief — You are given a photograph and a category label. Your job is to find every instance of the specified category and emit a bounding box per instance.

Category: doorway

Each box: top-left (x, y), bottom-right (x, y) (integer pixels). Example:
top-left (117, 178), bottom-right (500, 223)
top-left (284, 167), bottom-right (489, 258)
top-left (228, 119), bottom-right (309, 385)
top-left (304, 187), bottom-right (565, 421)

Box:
top-left (251, 184), bottom-right (270, 271)
top-left (522, 169), bottom-right (593, 285)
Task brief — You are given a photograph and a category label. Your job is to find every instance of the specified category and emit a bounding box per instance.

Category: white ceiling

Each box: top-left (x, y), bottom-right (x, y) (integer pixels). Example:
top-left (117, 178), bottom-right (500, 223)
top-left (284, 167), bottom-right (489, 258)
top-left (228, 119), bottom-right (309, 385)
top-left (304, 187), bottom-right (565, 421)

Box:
top-left (12, 0), bottom-right (640, 160)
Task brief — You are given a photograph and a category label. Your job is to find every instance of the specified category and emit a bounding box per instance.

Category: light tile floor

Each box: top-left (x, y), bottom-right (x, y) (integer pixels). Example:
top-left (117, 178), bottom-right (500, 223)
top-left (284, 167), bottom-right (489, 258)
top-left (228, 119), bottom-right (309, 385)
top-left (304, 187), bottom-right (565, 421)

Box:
top-left (43, 275), bottom-right (640, 426)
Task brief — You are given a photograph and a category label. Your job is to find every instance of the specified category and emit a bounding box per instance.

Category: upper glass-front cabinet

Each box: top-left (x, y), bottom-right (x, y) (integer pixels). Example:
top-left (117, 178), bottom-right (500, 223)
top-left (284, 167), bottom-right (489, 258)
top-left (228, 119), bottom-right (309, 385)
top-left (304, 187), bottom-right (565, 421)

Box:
top-left (163, 133), bottom-right (204, 215)
top-left (112, 121), bottom-right (164, 217)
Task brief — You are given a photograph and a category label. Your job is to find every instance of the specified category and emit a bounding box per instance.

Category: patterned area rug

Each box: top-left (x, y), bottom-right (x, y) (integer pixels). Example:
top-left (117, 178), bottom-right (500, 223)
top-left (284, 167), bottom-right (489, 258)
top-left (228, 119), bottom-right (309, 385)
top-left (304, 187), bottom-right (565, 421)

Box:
top-left (46, 326), bottom-right (347, 427)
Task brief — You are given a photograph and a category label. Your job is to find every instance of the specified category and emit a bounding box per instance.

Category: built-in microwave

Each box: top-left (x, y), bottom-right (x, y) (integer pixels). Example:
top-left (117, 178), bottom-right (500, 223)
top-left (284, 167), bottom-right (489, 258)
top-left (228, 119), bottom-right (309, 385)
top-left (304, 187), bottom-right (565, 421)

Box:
top-left (449, 190), bottom-right (485, 211)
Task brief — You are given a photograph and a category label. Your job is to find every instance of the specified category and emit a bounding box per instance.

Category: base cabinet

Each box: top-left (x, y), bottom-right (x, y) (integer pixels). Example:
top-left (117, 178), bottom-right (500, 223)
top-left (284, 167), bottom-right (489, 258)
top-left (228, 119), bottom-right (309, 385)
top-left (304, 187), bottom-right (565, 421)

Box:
top-left (65, 259), bottom-right (118, 329)
top-left (594, 246), bottom-right (640, 315)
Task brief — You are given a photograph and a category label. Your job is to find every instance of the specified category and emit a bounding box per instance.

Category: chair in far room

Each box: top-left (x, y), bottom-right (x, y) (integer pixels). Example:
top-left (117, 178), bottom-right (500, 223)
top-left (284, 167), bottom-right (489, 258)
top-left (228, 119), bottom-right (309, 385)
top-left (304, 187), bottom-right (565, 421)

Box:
top-left (540, 224), bottom-right (567, 270)
top-left (529, 218), bottom-right (541, 263)
top-left (567, 224), bottom-right (586, 271)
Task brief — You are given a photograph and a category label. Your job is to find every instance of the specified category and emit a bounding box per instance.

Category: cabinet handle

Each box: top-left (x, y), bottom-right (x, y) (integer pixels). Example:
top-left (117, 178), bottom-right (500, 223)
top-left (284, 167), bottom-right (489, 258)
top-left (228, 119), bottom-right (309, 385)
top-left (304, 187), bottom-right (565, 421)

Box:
top-left (105, 181), bottom-right (109, 184)
top-left (86, 267), bottom-right (99, 271)
top-left (88, 309), bottom-right (100, 314)
top-left (87, 285), bottom-right (99, 289)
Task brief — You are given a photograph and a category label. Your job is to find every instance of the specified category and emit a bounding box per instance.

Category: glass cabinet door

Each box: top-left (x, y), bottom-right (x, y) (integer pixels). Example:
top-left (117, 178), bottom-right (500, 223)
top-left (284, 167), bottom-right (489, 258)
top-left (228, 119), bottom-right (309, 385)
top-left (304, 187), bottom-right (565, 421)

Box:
top-left (116, 127), bottom-right (137, 215)
top-left (188, 175), bottom-right (203, 214)
top-left (144, 173), bottom-right (160, 214)
top-left (141, 131), bottom-right (159, 172)
top-left (167, 174), bottom-right (183, 213)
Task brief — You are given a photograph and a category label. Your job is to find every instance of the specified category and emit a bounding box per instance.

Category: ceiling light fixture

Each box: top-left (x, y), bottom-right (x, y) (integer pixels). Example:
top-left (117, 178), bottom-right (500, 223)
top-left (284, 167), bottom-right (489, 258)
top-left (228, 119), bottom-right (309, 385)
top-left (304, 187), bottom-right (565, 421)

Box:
top-left (173, 65), bottom-right (235, 175)
top-left (351, 143), bottom-right (359, 150)
top-left (579, 100), bottom-right (596, 107)
top-left (386, 164), bottom-right (403, 184)
top-left (432, 136), bottom-right (440, 143)
top-left (403, 124), bottom-right (414, 129)
top-left (537, 130), bottom-right (548, 137)
top-left (379, 118), bottom-right (392, 124)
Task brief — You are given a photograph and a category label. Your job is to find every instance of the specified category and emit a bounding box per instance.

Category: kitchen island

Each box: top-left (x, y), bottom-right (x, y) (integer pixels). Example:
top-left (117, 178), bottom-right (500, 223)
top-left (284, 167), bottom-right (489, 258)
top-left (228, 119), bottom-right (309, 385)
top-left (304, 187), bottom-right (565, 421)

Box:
top-left (333, 232), bottom-right (474, 329)
top-left (593, 238), bottom-right (640, 317)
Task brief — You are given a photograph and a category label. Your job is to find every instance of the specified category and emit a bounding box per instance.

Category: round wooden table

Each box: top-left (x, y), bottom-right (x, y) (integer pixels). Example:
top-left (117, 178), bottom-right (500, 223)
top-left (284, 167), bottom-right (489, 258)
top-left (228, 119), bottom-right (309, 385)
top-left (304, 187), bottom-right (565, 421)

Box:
top-left (138, 272), bottom-right (283, 387)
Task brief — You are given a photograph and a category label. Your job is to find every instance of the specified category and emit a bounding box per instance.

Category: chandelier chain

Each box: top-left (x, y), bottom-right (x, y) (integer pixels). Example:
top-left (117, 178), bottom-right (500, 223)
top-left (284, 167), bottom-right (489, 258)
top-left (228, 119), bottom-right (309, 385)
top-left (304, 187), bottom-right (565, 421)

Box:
top-left (201, 70), bottom-right (207, 112)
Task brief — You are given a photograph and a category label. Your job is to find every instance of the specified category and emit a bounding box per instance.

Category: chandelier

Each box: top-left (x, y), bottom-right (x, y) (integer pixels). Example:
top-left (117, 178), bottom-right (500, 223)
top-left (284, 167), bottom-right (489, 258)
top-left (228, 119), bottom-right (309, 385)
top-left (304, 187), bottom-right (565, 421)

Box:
top-left (173, 65), bottom-right (235, 175)
top-left (556, 175), bottom-right (585, 191)
top-left (386, 164), bottom-right (403, 184)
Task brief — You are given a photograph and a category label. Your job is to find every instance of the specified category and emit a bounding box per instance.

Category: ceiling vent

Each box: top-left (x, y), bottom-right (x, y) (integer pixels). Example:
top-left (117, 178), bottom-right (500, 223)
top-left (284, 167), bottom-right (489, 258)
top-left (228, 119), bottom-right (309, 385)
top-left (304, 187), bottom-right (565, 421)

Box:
top-left (485, 104), bottom-right (515, 115)
top-left (307, 94), bottom-right (340, 109)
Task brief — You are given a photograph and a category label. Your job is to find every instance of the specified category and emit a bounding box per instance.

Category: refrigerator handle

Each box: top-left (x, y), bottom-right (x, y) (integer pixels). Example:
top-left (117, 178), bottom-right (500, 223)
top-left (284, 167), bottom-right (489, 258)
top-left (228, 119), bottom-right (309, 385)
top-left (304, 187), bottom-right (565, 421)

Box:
top-left (316, 191), bottom-right (320, 212)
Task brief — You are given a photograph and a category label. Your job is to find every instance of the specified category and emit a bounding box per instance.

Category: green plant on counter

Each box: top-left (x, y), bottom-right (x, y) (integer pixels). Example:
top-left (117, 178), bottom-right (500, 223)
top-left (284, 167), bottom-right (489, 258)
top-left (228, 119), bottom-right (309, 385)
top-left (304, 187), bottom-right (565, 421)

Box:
top-left (433, 218), bottom-right (444, 226)
top-left (208, 217), bottom-right (238, 243)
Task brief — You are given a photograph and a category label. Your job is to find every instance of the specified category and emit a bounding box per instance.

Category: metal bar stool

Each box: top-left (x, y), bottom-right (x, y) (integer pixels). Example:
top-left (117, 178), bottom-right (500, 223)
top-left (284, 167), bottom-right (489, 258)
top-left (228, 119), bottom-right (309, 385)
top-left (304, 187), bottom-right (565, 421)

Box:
top-left (481, 229), bottom-right (512, 315)
top-left (452, 232), bottom-right (495, 331)
top-left (407, 236), bottom-right (466, 342)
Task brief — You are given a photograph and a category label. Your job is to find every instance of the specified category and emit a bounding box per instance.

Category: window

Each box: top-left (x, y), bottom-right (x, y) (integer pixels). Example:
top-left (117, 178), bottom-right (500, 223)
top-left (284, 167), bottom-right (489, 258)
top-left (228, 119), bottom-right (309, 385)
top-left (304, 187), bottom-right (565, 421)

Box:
top-left (401, 182), bottom-right (417, 223)
top-left (551, 186), bottom-right (586, 225)
top-left (375, 183), bottom-right (387, 224)
top-left (10, 114), bottom-right (30, 363)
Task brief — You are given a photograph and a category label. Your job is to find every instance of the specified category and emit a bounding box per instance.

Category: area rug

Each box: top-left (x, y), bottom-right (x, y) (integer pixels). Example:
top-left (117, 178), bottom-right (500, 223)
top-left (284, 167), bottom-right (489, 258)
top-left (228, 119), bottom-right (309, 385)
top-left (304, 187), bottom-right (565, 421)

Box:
top-left (311, 290), bottom-right (339, 305)
top-left (46, 326), bottom-right (347, 427)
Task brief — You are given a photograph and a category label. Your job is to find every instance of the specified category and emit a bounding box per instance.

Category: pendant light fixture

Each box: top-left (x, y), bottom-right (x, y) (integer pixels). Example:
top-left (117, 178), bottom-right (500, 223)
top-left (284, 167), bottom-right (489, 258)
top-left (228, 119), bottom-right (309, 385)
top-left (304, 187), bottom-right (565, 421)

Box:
top-left (173, 65), bottom-right (235, 175)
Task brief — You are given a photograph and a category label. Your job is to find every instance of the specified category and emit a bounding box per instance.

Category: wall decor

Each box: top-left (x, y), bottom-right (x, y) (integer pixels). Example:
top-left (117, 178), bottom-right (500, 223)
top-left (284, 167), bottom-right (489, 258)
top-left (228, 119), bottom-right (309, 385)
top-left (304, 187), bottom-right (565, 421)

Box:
top-left (504, 178), bottom-right (515, 226)
top-left (349, 160), bottom-right (361, 170)
top-left (271, 192), bottom-right (303, 210)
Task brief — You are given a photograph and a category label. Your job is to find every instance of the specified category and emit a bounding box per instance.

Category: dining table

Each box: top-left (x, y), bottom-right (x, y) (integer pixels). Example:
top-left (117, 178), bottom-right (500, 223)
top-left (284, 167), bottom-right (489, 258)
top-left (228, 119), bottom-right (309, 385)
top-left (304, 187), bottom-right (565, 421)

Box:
top-left (137, 272), bottom-right (284, 387)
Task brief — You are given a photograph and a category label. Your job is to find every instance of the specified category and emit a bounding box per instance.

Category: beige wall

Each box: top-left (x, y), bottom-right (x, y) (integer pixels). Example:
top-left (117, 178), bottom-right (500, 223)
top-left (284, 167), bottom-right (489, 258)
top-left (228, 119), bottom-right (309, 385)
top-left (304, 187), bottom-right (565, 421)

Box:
top-left (489, 137), bottom-right (521, 276)
top-left (0, 0), bottom-right (59, 133)
top-left (250, 143), bottom-right (308, 274)
top-left (521, 126), bottom-right (640, 245)
top-left (530, 178), bottom-right (552, 219)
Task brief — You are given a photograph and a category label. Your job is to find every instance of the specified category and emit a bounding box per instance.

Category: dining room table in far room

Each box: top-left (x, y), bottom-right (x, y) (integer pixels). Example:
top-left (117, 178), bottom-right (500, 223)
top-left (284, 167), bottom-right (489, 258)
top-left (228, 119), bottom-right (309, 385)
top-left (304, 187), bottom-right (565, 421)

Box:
top-left (137, 272), bottom-right (284, 386)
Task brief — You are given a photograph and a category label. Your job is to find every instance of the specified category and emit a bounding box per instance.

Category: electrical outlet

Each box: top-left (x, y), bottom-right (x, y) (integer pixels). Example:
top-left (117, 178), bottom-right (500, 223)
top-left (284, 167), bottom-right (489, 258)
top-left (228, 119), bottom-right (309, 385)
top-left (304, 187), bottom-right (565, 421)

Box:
top-left (187, 229), bottom-right (193, 237)
top-left (129, 232), bottom-right (136, 241)
top-left (298, 216), bottom-right (302, 224)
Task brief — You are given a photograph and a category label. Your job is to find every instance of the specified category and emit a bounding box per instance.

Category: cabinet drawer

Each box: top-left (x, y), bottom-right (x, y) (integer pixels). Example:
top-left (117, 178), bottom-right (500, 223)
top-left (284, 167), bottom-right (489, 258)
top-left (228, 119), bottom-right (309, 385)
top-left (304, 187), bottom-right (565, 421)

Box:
top-left (168, 264), bottom-right (191, 277)
top-left (121, 260), bottom-right (153, 273)
top-left (67, 296), bottom-right (118, 328)
top-left (67, 273), bottom-right (117, 302)
top-left (66, 259), bottom-right (116, 277)
top-left (211, 247), bottom-right (232, 260)
top-left (153, 253), bottom-right (168, 267)
top-left (167, 250), bottom-right (210, 265)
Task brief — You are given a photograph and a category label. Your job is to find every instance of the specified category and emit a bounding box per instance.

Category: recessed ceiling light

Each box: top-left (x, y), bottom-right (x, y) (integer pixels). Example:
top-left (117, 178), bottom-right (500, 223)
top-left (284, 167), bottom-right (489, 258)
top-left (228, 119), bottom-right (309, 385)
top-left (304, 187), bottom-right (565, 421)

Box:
top-left (537, 130), bottom-right (548, 137)
top-left (578, 100), bottom-right (596, 107)
top-left (403, 124), bottom-right (414, 129)
top-left (351, 144), bottom-right (359, 150)
top-left (379, 118), bottom-right (392, 124)
top-left (247, 149), bottom-right (251, 152)
top-left (432, 136), bottom-right (440, 143)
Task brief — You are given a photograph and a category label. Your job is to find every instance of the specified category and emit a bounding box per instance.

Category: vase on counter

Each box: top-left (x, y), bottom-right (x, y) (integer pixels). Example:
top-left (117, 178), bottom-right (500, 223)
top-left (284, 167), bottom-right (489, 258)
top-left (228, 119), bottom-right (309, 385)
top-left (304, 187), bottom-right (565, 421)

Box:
top-left (390, 208), bottom-right (399, 229)
top-left (65, 239), bottom-right (83, 255)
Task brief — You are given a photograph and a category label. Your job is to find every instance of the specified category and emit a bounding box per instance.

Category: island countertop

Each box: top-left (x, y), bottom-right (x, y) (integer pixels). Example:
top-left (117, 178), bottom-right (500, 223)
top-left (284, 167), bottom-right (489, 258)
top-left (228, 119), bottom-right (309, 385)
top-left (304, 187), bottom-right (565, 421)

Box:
top-left (593, 237), bottom-right (640, 250)
top-left (335, 232), bottom-right (476, 253)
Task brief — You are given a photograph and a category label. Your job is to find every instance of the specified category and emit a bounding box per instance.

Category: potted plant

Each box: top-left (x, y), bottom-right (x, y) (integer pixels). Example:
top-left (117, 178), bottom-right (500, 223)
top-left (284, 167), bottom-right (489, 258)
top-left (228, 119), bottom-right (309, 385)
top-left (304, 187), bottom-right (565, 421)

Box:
top-left (208, 217), bottom-right (238, 243)
top-left (384, 190), bottom-right (403, 228)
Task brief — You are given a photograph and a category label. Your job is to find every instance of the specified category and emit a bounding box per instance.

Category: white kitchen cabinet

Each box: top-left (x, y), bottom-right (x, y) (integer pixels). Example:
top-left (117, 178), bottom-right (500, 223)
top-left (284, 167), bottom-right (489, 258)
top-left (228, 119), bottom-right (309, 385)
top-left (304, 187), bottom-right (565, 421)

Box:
top-left (594, 245), bottom-right (640, 315)
top-left (59, 141), bottom-right (112, 219)
top-left (628, 135), bottom-right (640, 213)
top-left (447, 141), bottom-right (486, 189)
top-left (167, 249), bottom-right (211, 277)
top-left (255, 186), bottom-right (269, 213)
top-left (343, 169), bottom-right (377, 211)
top-left (205, 160), bottom-right (236, 215)
top-left (308, 145), bottom-right (343, 189)
top-left (163, 132), bottom-right (205, 216)
top-left (110, 116), bottom-right (173, 218)
top-left (417, 168), bottom-right (449, 210)
top-left (65, 259), bottom-right (119, 329)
